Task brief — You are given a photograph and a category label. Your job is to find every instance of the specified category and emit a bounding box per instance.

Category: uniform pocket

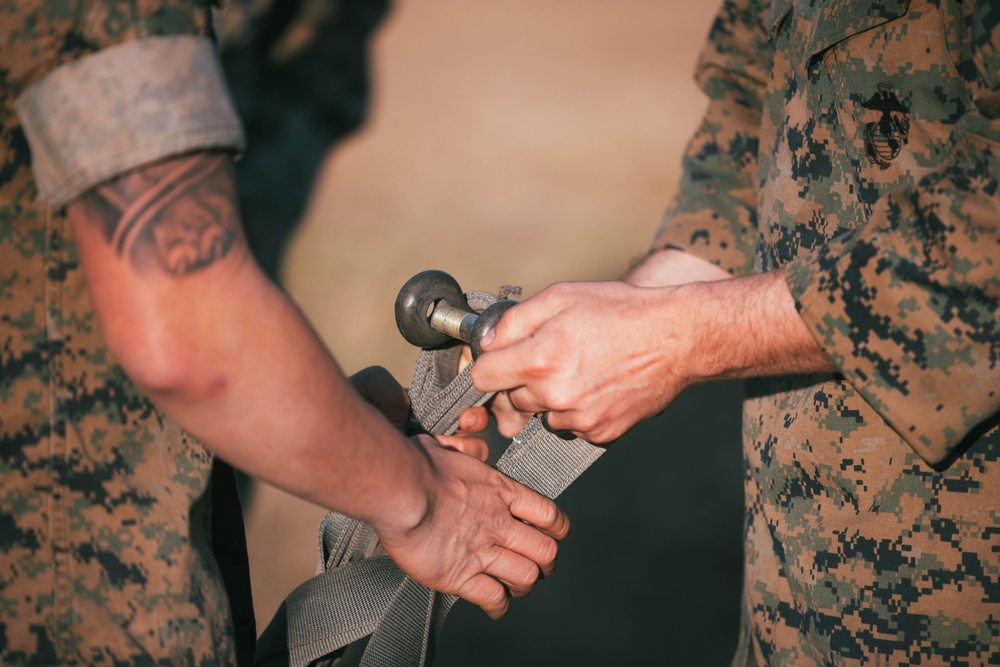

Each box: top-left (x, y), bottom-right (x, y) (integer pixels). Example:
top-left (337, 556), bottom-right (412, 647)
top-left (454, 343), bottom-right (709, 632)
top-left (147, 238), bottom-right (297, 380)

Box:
top-left (812, 0), bottom-right (971, 210)
top-left (789, 0), bottom-right (909, 65)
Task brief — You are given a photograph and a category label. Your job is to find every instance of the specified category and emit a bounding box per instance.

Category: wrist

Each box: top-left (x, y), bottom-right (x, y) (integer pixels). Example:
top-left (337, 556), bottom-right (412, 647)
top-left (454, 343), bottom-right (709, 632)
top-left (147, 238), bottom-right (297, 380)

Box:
top-left (658, 278), bottom-right (741, 385)
top-left (362, 435), bottom-right (436, 540)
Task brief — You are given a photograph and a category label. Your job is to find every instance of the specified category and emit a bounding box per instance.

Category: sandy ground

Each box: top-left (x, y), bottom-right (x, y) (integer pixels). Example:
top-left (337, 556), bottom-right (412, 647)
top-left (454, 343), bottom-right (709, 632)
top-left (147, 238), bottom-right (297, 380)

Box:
top-left (245, 1), bottom-right (745, 664)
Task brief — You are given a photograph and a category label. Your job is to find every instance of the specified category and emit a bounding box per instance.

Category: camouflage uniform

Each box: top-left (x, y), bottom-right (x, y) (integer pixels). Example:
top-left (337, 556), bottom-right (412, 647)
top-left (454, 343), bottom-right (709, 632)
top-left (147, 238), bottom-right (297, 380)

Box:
top-left (0, 2), bottom-right (254, 664)
top-left (652, 0), bottom-right (1000, 664)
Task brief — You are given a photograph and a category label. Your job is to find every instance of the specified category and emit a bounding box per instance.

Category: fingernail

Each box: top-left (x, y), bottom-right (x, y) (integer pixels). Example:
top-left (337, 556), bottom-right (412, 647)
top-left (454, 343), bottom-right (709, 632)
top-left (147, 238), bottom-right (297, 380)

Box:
top-left (480, 329), bottom-right (495, 350)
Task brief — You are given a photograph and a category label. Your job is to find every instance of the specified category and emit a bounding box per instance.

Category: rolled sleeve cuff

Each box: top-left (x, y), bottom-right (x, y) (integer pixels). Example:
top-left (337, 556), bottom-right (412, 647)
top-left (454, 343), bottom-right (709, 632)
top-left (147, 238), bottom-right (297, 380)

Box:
top-left (15, 35), bottom-right (245, 209)
top-left (784, 236), bottom-right (990, 466)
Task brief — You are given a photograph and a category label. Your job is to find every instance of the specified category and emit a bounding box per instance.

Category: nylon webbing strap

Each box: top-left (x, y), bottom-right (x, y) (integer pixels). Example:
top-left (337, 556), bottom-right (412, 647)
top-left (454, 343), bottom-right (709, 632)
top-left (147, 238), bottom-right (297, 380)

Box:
top-left (255, 290), bottom-right (607, 667)
top-left (494, 418), bottom-right (603, 500)
top-left (407, 291), bottom-right (498, 436)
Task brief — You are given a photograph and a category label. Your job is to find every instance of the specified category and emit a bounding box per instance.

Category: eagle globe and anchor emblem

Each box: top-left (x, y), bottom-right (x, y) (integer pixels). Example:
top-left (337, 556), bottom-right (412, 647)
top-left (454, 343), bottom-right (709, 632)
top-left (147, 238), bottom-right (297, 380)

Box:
top-left (862, 83), bottom-right (910, 168)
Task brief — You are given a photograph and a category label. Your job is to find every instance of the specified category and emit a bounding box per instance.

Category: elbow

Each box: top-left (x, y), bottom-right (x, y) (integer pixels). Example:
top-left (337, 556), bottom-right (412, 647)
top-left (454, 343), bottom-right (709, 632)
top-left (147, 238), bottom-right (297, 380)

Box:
top-left (101, 316), bottom-right (213, 399)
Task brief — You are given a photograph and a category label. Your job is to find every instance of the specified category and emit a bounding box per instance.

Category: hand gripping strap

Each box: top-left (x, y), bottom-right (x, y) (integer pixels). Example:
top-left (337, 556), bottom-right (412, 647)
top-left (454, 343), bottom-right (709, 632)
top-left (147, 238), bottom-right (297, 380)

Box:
top-left (256, 291), bottom-right (607, 667)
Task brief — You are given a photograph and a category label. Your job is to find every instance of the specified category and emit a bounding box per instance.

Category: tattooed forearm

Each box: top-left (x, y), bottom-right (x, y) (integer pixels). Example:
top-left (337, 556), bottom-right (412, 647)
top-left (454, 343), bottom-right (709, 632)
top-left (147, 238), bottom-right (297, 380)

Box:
top-left (78, 152), bottom-right (241, 276)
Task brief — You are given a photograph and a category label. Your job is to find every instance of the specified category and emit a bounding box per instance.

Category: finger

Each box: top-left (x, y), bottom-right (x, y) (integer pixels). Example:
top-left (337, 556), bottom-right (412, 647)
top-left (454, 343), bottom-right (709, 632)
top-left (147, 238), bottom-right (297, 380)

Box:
top-left (349, 365), bottom-right (403, 397)
top-left (482, 549), bottom-right (542, 598)
top-left (457, 344), bottom-right (473, 374)
top-left (481, 290), bottom-right (562, 352)
top-left (471, 341), bottom-right (532, 394)
top-left (457, 573), bottom-right (511, 620)
top-left (537, 410), bottom-right (580, 440)
top-left (458, 406), bottom-right (489, 434)
top-left (503, 385), bottom-right (544, 416)
top-left (495, 408), bottom-right (531, 439)
top-left (507, 487), bottom-right (571, 542)
top-left (349, 366), bottom-right (410, 430)
top-left (489, 391), bottom-right (532, 439)
top-left (498, 520), bottom-right (561, 579)
top-left (435, 434), bottom-right (490, 462)
top-left (542, 409), bottom-right (622, 445)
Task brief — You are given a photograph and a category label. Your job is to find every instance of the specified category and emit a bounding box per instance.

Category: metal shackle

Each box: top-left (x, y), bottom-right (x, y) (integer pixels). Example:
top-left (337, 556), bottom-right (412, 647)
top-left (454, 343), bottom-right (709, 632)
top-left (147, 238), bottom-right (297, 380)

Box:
top-left (394, 270), bottom-right (517, 358)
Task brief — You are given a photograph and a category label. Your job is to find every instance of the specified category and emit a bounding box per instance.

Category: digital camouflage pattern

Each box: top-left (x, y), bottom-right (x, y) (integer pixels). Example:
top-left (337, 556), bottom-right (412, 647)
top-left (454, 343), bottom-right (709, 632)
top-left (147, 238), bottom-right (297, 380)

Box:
top-left (652, 0), bottom-right (1000, 664)
top-left (0, 1), bottom-right (250, 664)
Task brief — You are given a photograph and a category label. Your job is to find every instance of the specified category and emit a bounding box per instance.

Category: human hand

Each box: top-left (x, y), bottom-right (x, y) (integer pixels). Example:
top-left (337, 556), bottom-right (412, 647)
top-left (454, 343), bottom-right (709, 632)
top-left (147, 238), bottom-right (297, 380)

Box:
top-left (431, 431), bottom-right (490, 463)
top-left (457, 344), bottom-right (533, 438)
top-left (375, 436), bottom-right (570, 619)
top-left (350, 365), bottom-right (490, 459)
top-left (486, 391), bottom-right (533, 439)
top-left (470, 280), bottom-right (692, 443)
top-left (471, 273), bottom-right (834, 443)
top-left (348, 366), bottom-right (411, 432)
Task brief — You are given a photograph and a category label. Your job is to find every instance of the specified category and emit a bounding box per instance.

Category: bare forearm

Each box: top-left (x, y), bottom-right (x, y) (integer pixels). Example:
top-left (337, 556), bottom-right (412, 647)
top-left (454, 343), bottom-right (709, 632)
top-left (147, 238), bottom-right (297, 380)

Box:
top-left (627, 248), bottom-right (831, 380)
top-left (677, 269), bottom-right (836, 383)
top-left (67, 152), bottom-right (430, 530)
top-left (474, 266), bottom-right (835, 443)
top-left (147, 274), bottom-right (432, 529)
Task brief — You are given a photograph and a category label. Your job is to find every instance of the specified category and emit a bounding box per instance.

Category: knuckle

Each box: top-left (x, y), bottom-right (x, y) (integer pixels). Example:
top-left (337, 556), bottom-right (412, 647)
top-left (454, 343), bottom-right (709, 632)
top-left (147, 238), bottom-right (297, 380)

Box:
top-left (497, 416), bottom-right (522, 439)
top-left (496, 305), bottom-right (522, 338)
top-left (576, 412), bottom-right (600, 433)
top-left (537, 535), bottom-right (559, 565)
top-left (514, 564), bottom-right (540, 593)
top-left (484, 584), bottom-right (509, 614)
top-left (534, 500), bottom-right (561, 529)
top-left (543, 389), bottom-right (574, 413)
top-left (489, 503), bottom-right (512, 534)
top-left (548, 282), bottom-right (572, 298)
top-left (591, 423), bottom-right (620, 444)
top-left (524, 348), bottom-right (551, 376)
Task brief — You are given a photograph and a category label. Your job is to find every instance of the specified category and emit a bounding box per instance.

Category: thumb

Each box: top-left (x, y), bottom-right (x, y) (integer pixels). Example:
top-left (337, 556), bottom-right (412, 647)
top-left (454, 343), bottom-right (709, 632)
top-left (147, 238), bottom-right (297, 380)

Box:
top-left (481, 290), bottom-right (558, 352)
top-left (471, 289), bottom-right (564, 393)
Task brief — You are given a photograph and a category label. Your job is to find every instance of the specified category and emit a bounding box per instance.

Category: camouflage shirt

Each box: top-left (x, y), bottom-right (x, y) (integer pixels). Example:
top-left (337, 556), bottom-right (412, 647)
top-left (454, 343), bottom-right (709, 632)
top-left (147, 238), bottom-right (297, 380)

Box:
top-left (1, 2), bottom-right (253, 665)
top-left (652, 0), bottom-right (1000, 664)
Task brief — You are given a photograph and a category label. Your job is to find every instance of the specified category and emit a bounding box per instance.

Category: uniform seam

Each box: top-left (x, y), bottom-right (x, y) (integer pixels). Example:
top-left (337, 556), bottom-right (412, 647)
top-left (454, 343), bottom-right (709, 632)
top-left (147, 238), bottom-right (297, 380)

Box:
top-left (43, 205), bottom-right (70, 660)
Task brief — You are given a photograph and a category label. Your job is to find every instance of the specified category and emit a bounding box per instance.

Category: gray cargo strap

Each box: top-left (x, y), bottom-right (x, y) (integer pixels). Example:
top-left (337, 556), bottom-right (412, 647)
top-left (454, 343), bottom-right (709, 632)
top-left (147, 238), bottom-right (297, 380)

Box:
top-left (255, 290), bottom-right (606, 667)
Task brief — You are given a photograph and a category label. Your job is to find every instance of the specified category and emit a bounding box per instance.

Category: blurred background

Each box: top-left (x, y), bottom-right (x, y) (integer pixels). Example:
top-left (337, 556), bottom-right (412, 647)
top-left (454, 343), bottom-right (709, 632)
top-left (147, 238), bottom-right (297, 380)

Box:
top-left (217, 0), bottom-right (746, 664)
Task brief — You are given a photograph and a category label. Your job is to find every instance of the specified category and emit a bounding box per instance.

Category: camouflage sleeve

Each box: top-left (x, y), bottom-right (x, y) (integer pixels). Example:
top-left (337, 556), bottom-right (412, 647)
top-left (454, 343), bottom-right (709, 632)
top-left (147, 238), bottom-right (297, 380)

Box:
top-left (647, 0), bottom-right (773, 276)
top-left (7, 1), bottom-right (244, 209)
top-left (785, 3), bottom-right (1000, 465)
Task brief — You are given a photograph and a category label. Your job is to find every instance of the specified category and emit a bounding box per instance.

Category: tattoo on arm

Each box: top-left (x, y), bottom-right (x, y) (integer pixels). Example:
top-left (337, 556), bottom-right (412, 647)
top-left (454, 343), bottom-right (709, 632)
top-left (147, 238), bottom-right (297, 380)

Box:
top-left (79, 152), bottom-right (242, 276)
